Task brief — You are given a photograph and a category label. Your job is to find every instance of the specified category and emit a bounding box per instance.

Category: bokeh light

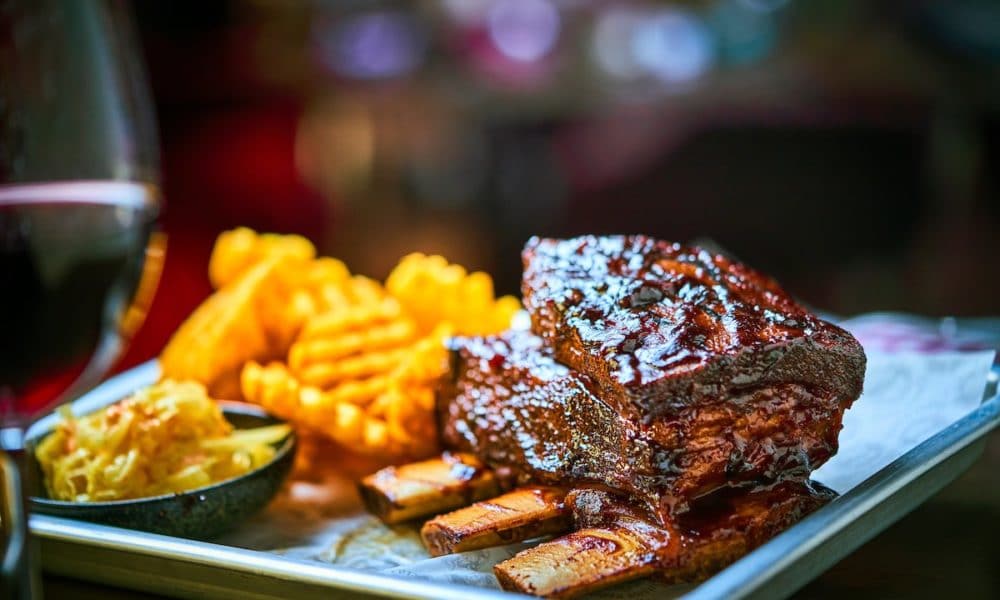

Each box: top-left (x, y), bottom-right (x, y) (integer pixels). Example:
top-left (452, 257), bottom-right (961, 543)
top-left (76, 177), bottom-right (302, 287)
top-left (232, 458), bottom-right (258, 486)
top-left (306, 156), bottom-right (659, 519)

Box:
top-left (315, 12), bottom-right (426, 79)
top-left (592, 9), bottom-right (646, 80)
top-left (487, 0), bottom-right (561, 63)
top-left (632, 9), bottom-right (715, 83)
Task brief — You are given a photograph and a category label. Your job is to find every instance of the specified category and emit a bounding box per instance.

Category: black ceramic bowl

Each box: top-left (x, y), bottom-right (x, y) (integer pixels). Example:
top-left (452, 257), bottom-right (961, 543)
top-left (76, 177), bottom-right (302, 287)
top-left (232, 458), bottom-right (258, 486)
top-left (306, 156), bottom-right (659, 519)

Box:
top-left (24, 362), bottom-right (296, 540)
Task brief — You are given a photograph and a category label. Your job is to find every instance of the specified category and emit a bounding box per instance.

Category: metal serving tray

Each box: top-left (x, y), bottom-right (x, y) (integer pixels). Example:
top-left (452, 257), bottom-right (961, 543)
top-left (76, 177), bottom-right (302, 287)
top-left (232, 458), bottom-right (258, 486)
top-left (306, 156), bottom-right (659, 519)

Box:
top-left (29, 362), bottom-right (1000, 600)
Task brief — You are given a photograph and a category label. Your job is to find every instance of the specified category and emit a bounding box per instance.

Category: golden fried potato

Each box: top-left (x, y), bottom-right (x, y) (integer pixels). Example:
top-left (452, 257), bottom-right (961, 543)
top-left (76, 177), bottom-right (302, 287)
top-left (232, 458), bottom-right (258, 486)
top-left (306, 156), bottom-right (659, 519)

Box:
top-left (296, 298), bottom-right (404, 347)
top-left (289, 299), bottom-right (417, 383)
top-left (173, 229), bottom-right (517, 463)
top-left (374, 324), bottom-right (450, 458)
top-left (287, 300), bottom-right (423, 457)
top-left (241, 361), bottom-right (304, 421)
top-left (385, 253), bottom-right (519, 335)
top-left (241, 321), bottom-right (449, 461)
top-left (209, 227), bottom-right (316, 289)
top-left (161, 258), bottom-right (289, 398)
top-left (268, 258), bottom-right (359, 349)
top-left (166, 231), bottom-right (368, 398)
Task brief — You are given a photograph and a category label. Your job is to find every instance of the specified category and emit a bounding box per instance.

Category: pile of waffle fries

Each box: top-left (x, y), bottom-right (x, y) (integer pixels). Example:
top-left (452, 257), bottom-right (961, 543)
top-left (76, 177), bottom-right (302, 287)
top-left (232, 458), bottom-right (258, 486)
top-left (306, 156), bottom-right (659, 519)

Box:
top-left (160, 228), bottom-right (518, 461)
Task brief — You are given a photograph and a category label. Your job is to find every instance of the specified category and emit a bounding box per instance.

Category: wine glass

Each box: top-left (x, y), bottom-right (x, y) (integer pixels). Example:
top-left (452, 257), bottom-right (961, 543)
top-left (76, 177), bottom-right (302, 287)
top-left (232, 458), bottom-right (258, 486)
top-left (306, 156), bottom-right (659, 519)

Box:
top-left (0, 2), bottom-right (162, 597)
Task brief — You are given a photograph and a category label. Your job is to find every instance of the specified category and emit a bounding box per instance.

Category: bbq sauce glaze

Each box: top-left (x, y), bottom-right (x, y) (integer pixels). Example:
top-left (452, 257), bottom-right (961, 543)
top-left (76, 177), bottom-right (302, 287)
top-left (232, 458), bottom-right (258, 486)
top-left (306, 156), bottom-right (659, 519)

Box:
top-left (522, 235), bottom-right (865, 416)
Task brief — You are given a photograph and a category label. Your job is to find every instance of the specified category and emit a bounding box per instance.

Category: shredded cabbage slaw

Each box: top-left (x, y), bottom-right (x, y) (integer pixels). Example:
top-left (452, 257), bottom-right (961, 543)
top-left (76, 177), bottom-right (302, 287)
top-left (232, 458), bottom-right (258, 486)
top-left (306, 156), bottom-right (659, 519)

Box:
top-left (35, 380), bottom-right (290, 502)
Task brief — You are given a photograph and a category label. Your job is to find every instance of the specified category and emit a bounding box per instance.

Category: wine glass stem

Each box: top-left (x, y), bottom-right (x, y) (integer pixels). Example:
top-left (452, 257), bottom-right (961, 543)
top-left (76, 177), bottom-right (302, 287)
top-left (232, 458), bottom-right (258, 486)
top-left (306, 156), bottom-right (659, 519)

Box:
top-left (1, 427), bottom-right (41, 600)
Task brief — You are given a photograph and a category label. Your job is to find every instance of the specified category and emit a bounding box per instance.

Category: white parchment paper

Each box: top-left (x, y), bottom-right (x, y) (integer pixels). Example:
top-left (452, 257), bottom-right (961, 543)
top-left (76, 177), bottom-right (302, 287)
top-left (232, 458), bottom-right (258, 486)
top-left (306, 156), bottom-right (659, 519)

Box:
top-left (812, 350), bottom-right (995, 492)
top-left (218, 348), bottom-right (996, 597)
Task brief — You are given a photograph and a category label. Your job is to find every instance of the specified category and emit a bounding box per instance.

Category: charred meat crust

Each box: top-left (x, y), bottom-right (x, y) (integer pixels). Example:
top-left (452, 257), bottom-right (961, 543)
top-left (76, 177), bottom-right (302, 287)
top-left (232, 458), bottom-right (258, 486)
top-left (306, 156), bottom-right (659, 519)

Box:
top-left (439, 331), bottom-right (850, 519)
top-left (521, 235), bottom-right (865, 420)
top-left (436, 235), bottom-right (865, 517)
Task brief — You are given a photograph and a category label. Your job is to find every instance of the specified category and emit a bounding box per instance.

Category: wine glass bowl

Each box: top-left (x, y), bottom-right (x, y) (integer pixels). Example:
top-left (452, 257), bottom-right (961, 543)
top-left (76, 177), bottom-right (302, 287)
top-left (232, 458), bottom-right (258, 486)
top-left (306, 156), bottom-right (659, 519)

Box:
top-left (0, 2), bottom-right (162, 597)
top-left (0, 181), bottom-right (161, 427)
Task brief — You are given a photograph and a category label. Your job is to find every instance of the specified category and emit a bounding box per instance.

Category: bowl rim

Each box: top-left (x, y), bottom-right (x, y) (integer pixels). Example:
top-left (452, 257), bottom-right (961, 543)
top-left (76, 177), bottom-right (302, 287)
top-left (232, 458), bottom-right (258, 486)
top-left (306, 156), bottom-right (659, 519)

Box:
top-left (27, 394), bottom-right (296, 508)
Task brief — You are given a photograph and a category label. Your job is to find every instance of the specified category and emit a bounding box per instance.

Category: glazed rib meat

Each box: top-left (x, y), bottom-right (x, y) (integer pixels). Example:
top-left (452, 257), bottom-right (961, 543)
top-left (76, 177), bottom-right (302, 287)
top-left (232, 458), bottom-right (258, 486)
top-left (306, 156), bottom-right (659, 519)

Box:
top-left (439, 332), bottom-right (638, 494)
top-left (439, 235), bottom-right (865, 518)
top-left (439, 330), bottom-right (852, 520)
top-left (521, 236), bottom-right (865, 424)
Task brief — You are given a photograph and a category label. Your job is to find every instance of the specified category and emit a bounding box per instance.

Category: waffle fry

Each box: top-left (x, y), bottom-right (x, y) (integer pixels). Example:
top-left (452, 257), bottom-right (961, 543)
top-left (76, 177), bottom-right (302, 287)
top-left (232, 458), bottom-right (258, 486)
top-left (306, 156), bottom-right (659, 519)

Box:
top-left (272, 258), bottom-right (357, 346)
top-left (386, 253), bottom-right (520, 335)
top-left (290, 299), bottom-right (417, 387)
top-left (209, 227), bottom-right (315, 289)
top-left (161, 258), bottom-right (289, 398)
top-left (380, 325), bottom-right (450, 458)
top-left (240, 361), bottom-right (303, 421)
top-left (241, 322), bottom-right (449, 460)
top-left (284, 300), bottom-right (430, 458)
top-left (294, 300), bottom-right (408, 360)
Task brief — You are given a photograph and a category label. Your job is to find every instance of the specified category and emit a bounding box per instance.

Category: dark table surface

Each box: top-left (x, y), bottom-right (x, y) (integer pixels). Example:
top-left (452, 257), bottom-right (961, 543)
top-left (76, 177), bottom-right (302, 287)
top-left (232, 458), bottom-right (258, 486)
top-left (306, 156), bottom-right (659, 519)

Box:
top-left (40, 428), bottom-right (1000, 600)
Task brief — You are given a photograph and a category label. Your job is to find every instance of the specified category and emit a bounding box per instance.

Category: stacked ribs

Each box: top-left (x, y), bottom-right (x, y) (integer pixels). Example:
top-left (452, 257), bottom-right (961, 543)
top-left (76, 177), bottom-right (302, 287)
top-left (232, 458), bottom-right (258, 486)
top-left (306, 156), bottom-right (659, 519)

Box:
top-left (362, 235), bottom-right (866, 598)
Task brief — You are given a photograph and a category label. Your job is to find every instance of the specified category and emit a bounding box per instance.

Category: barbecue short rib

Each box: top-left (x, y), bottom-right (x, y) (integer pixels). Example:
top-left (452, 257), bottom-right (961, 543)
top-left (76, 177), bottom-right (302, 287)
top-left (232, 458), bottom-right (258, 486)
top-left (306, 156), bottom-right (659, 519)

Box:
top-left (439, 235), bottom-right (865, 518)
top-left (439, 331), bottom-right (854, 519)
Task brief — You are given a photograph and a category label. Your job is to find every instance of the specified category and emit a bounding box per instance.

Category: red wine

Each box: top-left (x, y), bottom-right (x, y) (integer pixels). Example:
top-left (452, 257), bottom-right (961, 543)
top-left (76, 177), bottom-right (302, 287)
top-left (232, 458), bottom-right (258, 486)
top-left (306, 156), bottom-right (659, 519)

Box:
top-left (0, 181), bottom-right (158, 424)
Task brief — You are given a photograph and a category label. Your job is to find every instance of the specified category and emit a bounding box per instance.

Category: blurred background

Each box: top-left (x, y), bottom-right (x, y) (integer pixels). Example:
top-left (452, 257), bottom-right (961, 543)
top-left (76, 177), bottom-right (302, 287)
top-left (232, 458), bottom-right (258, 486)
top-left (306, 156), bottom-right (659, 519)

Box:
top-left (37, 1), bottom-right (1000, 598)
top-left (117, 0), bottom-right (1000, 370)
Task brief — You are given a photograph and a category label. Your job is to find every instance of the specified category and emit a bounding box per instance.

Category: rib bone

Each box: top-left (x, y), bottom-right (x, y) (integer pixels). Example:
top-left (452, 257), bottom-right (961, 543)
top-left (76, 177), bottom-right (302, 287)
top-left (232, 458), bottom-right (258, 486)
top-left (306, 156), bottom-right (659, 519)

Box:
top-left (495, 482), bottom-right (834, 597)
top-left (357, 452), bottom-right (500, 524)
top-left (421, 487), bottom-right (571, 557)
top-left (493, 516), bottom-right (674, 599)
